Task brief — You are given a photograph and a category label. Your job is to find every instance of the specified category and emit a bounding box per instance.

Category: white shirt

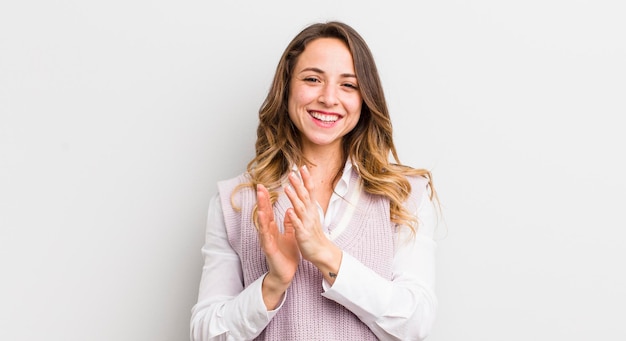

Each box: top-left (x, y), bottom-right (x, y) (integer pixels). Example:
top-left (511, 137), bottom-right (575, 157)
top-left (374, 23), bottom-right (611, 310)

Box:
top-left (190, 165), bottom-right (438, 341)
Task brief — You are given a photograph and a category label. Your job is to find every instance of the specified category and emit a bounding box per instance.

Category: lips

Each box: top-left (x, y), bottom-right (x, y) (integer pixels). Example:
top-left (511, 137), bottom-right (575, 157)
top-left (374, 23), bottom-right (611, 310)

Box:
top-left (309, 110), bottom-right (340, 123)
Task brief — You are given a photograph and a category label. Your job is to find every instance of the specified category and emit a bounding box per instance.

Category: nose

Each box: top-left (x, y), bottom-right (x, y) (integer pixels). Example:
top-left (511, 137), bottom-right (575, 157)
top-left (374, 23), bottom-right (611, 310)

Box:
top-left (318, 84), bottom-right (339, 106)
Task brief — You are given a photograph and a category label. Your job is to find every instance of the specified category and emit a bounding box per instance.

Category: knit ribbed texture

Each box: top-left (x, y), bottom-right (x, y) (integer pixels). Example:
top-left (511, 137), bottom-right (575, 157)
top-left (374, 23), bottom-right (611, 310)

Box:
top-left (217, 170), bottom-right (426, 340)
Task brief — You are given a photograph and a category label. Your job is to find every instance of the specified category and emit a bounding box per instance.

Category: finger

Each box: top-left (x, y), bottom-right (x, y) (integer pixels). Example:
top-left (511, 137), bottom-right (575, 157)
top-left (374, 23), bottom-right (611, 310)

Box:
top-left (257, 184), bottom-right (277, 235)
top-left (284, 208), bottom-right (303, 232)
top-left (257, 209), bottom-right (269, 234)
top-left (284, 184), bottom-right (306, 216)
top-left (299, 165), bottom-right (316, 196)
top-left (257, 188), bottom-right (279, 252)
top-left (288, 170), bottom-right (311, 205)
top-left (258, 215), bottom-right (279, 255)
top-left (257, 184), bottom-right (274, 223)
top-left (283, 208), bottom-right (297, 234)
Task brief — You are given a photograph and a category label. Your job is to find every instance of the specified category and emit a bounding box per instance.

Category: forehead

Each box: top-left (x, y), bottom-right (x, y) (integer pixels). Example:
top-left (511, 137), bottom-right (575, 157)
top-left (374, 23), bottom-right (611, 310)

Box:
top-left (295, 38), bottom-right (355, 69)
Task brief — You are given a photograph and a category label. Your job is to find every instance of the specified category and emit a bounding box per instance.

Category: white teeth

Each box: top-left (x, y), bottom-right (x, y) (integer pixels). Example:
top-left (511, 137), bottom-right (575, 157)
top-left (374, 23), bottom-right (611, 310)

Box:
top-left (310, 111), bottom-right (339, 122)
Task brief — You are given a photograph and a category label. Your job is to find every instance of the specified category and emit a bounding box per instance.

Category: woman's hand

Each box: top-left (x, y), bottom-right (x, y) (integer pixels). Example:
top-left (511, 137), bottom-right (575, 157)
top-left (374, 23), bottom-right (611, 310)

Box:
top-left (284, 166), bottom-right (343, 284)
top-left (256, 183), bottom-right (300, 309)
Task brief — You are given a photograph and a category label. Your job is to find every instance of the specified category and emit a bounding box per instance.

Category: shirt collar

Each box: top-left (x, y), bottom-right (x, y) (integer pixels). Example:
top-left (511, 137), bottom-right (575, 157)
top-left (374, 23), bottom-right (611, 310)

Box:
top-left (334, 160), bottom-right (353, 197)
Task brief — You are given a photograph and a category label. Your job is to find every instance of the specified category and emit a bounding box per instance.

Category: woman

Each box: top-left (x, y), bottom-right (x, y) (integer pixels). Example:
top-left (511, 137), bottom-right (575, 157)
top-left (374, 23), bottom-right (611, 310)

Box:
top-left (191, 21), bottom-right (438, 341)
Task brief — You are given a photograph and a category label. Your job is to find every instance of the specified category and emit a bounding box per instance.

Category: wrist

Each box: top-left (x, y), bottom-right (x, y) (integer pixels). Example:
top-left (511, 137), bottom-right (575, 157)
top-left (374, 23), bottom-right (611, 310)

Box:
top-left (261, 272), bottom-right (290, 310)
top-left (263, 272), bottom-right (291, 292)
top-left (312, 245), bottom-right (343, 285)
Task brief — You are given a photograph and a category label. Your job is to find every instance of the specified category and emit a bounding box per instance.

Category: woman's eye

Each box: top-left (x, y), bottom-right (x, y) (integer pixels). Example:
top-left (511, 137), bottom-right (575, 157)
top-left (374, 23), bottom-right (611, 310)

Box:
top-left (304, 77), bottom-right (319, 83)
top-left (343, 83), bottom-right (358, 89)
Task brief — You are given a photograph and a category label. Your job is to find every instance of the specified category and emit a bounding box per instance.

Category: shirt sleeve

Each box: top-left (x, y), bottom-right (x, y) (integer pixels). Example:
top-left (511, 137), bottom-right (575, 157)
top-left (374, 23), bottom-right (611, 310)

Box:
top-left (321, 189), bottom-right (438, 341)
top-left (190, 194), bottom-right (285, 341)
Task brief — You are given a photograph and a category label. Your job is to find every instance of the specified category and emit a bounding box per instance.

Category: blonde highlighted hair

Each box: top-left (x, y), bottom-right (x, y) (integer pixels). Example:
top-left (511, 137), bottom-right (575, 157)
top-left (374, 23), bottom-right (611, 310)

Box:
top-left (236, 21), bottom-right (437, 233)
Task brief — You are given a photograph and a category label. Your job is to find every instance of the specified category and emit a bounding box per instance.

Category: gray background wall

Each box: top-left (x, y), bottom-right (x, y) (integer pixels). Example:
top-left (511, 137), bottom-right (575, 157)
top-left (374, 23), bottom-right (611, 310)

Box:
top-left (1, 1), bottom-right (625, 340)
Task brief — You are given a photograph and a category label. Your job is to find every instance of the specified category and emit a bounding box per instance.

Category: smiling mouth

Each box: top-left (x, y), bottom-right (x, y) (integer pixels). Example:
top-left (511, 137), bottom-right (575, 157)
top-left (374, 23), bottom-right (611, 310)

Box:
top-left (309, 111), bottom-right (340, 123)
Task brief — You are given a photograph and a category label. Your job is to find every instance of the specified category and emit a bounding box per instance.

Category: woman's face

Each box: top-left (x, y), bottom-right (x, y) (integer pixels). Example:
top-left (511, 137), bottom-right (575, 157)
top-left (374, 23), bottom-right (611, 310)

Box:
top-left (287, 38), bottom-right (362, 152)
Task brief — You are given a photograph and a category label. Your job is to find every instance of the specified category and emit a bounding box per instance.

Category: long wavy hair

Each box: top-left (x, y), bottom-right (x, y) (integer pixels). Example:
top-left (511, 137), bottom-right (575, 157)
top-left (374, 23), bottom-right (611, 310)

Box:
top-left (237, 21), bottom-right (436, 233)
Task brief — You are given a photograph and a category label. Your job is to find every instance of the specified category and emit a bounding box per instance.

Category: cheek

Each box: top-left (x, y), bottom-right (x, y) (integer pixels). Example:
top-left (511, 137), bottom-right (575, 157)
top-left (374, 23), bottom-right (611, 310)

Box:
top-left (348, 113), bottom-right (361, 129)
top-left (348, 98), bottom-right (362, 117)
top-left (298, 93), bottom-right (317, 106)
top-left (290, 83), bottom-right (315, 105)
top-left (287, 90), bottom-right (297, 115)
top-left (286, 95), bottom-right (302, 126)
top-left (346, 100), bottom-right (362, 129)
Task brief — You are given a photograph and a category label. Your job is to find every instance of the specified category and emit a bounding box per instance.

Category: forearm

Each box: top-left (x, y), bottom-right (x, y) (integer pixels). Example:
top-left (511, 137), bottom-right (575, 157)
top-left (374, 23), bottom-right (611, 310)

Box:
top-left (191, 274), bottom-right (282, 341)
top-left (321, 252), bottom-right (437, 341)
top-left (192, 194), bottom-right (283, 341)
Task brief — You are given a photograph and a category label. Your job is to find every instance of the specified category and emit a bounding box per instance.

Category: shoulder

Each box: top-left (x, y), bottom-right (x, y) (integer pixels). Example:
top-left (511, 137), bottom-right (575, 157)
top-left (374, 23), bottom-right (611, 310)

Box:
top-left (215, 173), bottom-right (259, 235)
top-left (404, 173), bottom-right (432, 212)
top-left (407, 174), bottom-right (429, 190)
top-left (405, 173), bottom-right (430, 196)
top-left (387, 164), bottom-right (431, 195)
top-left (216, 172), bottom-right (255, 210)
top-left (217, 172), bottom-right (252, 193)
top-left (218, 172), bottom-right (251, 186)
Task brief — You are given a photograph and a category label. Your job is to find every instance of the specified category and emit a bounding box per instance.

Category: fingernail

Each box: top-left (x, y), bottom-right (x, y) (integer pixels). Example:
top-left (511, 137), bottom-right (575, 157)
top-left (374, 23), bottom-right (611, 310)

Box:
top-left (290, 170), bottom-right (299, 181)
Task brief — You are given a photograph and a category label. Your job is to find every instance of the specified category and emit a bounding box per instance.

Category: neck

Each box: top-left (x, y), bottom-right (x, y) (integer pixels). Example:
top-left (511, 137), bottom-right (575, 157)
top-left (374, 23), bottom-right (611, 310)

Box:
top-left (301, 143), bottom-right (345, 212)
top-left (301, 144), bottom-right (344, 180)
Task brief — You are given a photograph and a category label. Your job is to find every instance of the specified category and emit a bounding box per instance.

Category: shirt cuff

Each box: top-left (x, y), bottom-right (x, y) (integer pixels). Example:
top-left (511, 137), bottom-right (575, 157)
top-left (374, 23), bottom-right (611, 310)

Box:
top-left (251, 273), bottom-right (286, 319)
top-left (222, 272), bottom-right (286, 335)
top-left (320, 252), bottom-right (393, 323)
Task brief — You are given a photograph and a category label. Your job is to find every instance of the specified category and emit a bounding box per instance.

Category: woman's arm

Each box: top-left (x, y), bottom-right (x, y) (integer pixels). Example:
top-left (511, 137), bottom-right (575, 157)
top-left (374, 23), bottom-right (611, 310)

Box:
top-left (285, 166), bottom-right (438, 339)
top-left (189, 194), bottom-right (283, 341)
top-left (321, 189), bottom-right (438, 341)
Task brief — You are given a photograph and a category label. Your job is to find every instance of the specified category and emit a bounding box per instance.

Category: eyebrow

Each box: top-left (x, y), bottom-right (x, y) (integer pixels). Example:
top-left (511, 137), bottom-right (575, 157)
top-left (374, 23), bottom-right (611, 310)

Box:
top-left (299, 67), bottom-right (357, 79)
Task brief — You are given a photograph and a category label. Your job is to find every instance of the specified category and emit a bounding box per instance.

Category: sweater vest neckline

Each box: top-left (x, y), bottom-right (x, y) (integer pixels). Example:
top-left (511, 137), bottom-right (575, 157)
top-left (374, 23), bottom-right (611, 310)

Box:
top-left (273, 168), bottom-right (369, 244)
